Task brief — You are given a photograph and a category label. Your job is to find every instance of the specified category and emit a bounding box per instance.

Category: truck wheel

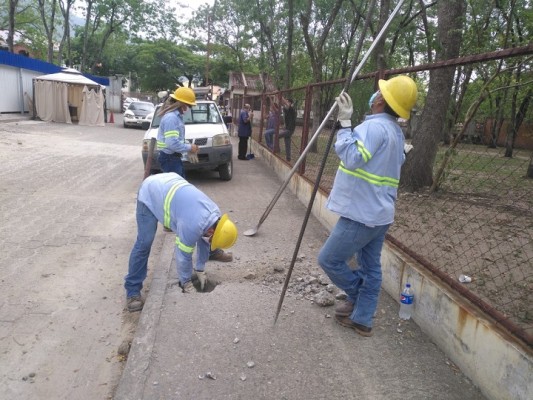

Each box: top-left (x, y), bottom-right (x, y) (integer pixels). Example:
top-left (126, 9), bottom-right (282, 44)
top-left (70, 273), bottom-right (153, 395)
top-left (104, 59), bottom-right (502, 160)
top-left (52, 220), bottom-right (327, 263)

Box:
top-left (219, 161), bottom-right (233, 181)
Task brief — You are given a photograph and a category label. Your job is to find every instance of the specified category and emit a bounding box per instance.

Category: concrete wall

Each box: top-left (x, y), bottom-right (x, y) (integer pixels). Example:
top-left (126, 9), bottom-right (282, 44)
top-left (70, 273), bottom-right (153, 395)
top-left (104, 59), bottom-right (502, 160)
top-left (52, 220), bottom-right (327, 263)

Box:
top-left (0, 65), bottom-right (37, 113)
top-left (252, 140), bottom-right (533, 400)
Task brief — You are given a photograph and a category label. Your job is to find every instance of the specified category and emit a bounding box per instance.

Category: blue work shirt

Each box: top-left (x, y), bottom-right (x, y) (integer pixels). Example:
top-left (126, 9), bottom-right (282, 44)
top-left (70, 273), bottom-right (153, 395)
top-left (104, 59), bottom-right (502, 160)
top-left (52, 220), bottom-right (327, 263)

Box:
top-left (327, 113), bottom-right (406, 226)
top-left (157, 110), bottom-right (192, 155)
top-left (138, 173), bottom-right (220, 272)
top-left (238, 109), bottom-right (252, 137)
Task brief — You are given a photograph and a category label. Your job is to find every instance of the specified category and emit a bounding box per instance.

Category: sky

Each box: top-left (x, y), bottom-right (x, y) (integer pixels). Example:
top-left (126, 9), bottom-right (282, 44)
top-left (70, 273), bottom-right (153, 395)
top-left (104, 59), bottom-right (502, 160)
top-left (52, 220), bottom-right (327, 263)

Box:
top-left (173, 0), bottom-right (216, 22)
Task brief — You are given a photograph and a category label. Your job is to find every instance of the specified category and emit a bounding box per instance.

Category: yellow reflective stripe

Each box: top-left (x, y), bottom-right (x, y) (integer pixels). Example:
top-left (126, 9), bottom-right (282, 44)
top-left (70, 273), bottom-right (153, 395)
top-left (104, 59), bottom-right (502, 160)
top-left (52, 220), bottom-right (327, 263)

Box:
top-left (157, 140), bottom-right (167, 149)
top-left (164, 130), bottom-right (180, 139)
top-left (176, 237), bottom-right (195, 253)
top-left (163, 181), bottom-right (189, 228)
top-left (356, 141), bottom-right (372, 162)
top-left (339, 163), bottom-right (399, 188)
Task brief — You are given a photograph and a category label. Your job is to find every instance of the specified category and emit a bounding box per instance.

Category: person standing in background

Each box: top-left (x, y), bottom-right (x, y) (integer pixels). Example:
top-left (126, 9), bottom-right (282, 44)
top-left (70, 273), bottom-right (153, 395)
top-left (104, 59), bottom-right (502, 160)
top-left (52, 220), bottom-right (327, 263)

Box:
top-left (237, 104), bottom-right (253, 160)
top-left (279, 98), bottom-right (296, 161)
top-left (264, 102), bottom-right (281, 151)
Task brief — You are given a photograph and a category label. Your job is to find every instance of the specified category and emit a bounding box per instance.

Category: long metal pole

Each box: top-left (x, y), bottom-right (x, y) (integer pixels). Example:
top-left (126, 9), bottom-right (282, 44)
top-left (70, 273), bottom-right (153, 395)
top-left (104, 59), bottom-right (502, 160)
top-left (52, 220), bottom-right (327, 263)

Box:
top-left (243, 0), bottom-right (406, 237)
top-left (273, 0), bottom-right (406, 323)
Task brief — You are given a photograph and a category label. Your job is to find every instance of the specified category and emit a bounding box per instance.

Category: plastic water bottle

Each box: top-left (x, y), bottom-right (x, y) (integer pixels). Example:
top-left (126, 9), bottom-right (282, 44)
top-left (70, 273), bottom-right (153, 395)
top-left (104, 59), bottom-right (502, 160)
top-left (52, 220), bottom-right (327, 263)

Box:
top-left (399, 283), bottom-right (414, 320)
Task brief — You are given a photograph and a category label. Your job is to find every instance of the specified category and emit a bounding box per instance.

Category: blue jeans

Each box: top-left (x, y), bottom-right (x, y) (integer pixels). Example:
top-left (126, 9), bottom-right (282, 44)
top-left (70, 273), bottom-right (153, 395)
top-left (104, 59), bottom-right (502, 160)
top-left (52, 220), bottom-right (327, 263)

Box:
top-left (278, 129), bottom-right (293, 161)
top-left (125, 201), bottom-right (158, 298)
top-left (265, 129), bottom-right (275, 150)
top-left (318, 217), bottom-right (390, 328)
top-left (159, 152), bottom-right (185, 178)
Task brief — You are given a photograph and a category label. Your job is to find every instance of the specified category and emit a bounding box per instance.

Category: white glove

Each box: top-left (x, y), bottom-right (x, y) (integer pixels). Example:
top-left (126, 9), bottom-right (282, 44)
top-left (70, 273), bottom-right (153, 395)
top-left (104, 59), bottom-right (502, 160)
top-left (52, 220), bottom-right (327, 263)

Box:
top-left (336, 92), bottom-right (353, 127)
top-left (188, 152), bottom-right (199, 163)
top-left (404, 144), bottom-right (414, 154)
top-left (195, 270), bottom-right (207, 291)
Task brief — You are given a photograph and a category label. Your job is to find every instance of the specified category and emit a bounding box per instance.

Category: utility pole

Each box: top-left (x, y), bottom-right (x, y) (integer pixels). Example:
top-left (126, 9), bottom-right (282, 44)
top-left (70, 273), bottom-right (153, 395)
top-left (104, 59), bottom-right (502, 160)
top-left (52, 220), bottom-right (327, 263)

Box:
top-left (205, 8), bottom-right (211, 96)
top-left (205, 1), bottom-right (217, 100)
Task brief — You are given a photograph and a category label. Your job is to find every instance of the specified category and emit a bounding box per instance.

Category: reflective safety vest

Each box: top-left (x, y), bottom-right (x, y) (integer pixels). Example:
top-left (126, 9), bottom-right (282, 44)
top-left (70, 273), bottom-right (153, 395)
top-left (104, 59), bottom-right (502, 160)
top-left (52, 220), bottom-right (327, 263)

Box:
top-left (326, 114), bottom-right (405, 226)
top-left (163, 180), bottom-right (189, 229)
top-left (162, 179), bottom-right (196, 254)
top-left (157, 110), bottom-right (190, 155)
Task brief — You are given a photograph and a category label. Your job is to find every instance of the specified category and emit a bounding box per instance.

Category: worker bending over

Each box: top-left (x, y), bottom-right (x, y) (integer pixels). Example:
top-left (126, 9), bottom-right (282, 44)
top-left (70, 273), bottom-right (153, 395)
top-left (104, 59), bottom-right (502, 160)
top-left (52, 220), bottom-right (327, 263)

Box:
top-left (124, 172), bottom-right (238, 312)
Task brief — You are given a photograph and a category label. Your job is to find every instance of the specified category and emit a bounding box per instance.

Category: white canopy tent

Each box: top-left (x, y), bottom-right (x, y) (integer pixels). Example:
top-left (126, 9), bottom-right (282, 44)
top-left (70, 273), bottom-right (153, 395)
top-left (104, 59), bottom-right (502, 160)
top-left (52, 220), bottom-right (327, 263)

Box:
top-left (33, 68), bottom-right (105, 126)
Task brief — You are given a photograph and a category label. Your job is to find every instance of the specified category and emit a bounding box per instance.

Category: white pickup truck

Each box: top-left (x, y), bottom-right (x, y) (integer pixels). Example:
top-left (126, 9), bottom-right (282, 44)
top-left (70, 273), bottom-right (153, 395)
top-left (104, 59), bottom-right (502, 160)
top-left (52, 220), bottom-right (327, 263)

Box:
top-left (141, 100), bottom-right (233, 181)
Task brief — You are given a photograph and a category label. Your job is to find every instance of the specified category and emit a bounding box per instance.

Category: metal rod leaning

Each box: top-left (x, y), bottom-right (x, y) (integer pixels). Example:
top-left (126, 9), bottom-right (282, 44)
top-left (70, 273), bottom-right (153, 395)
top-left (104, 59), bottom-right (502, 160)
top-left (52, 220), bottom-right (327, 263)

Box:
top-left (273, 0), bottom-right (406, 324)
top-left (243, 0), bottom-right (406, 237)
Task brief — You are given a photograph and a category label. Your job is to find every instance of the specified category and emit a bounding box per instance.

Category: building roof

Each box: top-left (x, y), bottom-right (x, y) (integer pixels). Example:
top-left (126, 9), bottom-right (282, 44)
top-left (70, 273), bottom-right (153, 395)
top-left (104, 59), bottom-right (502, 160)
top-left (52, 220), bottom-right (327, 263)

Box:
top-left (35, 68), bottom-right (103, 86)
top-left (0, 51), bottom-right (109, 86)
top-left (228, 72), bottom-right (276, 94)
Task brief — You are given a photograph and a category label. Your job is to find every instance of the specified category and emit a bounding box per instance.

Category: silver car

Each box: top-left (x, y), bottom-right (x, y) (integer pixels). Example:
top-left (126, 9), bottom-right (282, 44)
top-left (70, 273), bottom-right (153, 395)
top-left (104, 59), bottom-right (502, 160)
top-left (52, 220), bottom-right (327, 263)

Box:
top-left (123, 101), bottom-right (155, 128)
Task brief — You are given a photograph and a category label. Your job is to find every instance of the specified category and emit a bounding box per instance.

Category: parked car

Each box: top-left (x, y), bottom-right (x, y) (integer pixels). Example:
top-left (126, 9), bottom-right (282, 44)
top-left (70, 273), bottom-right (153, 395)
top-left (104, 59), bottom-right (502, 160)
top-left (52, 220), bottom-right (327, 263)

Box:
top-left (122, 97), bottom-right (139, 112)
top-left (141, 100), bottom-right (233, 181)
top-left (123, 101), bottom-right (155, 128)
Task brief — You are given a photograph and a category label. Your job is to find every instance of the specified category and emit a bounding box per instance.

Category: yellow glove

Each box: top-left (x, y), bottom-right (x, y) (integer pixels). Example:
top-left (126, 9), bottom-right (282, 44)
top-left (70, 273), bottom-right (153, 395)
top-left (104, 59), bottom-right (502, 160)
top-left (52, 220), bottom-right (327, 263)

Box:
top-left (195, 270), bottom-right (207, 291)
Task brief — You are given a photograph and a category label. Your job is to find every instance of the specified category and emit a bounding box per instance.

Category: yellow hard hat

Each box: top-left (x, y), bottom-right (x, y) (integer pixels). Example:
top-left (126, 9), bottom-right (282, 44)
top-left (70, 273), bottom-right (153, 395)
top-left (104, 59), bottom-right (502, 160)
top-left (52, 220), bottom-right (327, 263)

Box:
top-left (211, 214), bottom-right (238, 250)
top-left (378, 76), bottom-right (417, 119)
top-left (170, 87), bottom-right (197, 106)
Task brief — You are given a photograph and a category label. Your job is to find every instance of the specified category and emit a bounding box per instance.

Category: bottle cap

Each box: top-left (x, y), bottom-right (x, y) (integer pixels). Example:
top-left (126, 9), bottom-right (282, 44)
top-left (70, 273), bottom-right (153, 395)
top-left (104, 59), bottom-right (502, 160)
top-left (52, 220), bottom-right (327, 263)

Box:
top-left (406, 283), bottom-right (411, 287)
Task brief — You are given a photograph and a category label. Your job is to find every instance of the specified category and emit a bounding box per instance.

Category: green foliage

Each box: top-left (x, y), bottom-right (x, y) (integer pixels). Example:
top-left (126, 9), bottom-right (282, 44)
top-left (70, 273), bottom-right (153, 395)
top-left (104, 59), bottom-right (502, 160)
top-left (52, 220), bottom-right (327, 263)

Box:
top-left (131, 40), bottom-right (206, 91)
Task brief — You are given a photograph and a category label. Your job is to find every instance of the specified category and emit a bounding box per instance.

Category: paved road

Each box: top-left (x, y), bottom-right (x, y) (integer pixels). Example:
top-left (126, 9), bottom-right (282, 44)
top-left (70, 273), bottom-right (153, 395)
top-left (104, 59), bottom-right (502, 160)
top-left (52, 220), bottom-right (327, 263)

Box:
top-left (0, 115), bottom-right (153, 399)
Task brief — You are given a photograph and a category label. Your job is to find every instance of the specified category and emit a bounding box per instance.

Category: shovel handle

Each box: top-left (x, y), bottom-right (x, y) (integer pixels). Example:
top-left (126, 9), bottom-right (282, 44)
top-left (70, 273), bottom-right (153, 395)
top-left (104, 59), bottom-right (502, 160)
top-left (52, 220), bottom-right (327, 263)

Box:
top-left (143, 138), bottom-right (156, 180)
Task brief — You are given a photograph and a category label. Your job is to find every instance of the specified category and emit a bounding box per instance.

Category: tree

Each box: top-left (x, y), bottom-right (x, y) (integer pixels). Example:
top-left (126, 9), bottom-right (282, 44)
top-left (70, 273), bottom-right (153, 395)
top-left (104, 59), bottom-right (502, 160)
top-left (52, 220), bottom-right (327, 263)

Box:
top-left (132, 40), bottom-right (206, 91)
top-left (37, 0), bottom-right (59, 63)
top-left (57, 0), bottom-right (74, 66)
top-left (6, 0), bottom-right (19, 53)
top-left (400, 0), bottom-right (466, 190)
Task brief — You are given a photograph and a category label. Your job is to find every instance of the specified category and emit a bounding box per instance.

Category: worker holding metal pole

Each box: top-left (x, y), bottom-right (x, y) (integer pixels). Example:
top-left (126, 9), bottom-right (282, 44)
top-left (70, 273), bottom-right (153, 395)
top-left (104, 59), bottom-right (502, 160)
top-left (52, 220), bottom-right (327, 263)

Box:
top-left (317, 75), bottom-right (418, 337)
top-left (273, 0), bottom-right (408, 324)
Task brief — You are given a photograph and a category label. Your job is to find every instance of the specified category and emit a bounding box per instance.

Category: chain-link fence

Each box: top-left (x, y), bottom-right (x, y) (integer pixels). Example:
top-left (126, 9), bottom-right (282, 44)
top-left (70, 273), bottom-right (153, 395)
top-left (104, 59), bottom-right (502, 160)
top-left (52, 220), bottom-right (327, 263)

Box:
top-left (232, 47), bottom-right (533, 348)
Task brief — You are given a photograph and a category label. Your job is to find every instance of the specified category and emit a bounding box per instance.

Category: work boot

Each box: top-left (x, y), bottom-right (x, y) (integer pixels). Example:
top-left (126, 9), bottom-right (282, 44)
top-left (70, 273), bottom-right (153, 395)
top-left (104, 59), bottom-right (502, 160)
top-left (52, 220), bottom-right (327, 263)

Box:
top-left (180, 280), bottom-right (195, 293)
top-left (335, 315), bottom-right (373, 337)
top-left (209, 249), bottom-right (233, 262)
top-left (335, 300), bottom-right (354, 317)
top-left (127, 295), bottom-right (144, 312)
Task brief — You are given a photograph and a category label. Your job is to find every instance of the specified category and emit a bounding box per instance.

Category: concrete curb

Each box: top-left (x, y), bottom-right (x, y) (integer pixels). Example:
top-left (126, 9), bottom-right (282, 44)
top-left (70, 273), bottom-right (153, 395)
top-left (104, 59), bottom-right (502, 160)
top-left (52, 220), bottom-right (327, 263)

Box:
top-left (251, 140), bottom-right (533, 400)
top-left (114, 232), bottom-right (174, 400)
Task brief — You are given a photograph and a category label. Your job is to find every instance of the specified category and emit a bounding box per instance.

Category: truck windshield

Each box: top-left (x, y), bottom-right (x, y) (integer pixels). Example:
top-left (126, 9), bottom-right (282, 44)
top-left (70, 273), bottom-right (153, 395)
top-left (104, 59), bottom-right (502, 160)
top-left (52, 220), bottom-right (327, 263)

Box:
top-left (150, 103), bottom-right (221, 128)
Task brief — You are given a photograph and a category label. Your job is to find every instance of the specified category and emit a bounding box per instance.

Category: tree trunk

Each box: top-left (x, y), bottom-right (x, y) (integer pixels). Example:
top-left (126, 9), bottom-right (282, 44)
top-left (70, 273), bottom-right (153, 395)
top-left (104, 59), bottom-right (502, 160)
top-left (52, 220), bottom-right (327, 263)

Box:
top-left (81, 0), bottom-right (94, 71)
top-left (400, 0), bottom-right (466, 191)
top-left (300, 0), bottom-right (344, 153)
top-left (8, 0), bottom-right (18, 53)
top-left (505, 88), bottom-right (531, 158)
top-left (58, 0), bottom-right (73, 66)
top-left (374, 0), bottom-right (390, 71)
top-left (284, 0), bottom-right (294, 89)
top-left (527, 155), bottom-right (533, 179)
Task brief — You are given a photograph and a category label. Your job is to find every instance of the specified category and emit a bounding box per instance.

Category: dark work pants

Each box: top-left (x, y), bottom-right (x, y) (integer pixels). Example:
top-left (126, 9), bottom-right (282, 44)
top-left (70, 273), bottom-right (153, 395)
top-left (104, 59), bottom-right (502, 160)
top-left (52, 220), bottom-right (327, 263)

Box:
top-left (238, 136), bottom-right (249, 158)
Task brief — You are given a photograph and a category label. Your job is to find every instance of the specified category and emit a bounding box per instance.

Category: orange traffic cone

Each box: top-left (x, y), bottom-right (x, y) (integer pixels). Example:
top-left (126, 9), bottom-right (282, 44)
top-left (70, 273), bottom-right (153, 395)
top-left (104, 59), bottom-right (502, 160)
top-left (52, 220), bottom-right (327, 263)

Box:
top-left (109, 110), bottom-right (114, 124)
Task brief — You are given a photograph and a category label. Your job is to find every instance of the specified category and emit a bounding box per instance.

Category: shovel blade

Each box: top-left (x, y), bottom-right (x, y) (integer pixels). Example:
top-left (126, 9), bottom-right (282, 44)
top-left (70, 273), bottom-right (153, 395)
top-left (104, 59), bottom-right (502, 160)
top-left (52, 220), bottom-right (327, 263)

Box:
top-left (243, 227), bottom-right (258, 236)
